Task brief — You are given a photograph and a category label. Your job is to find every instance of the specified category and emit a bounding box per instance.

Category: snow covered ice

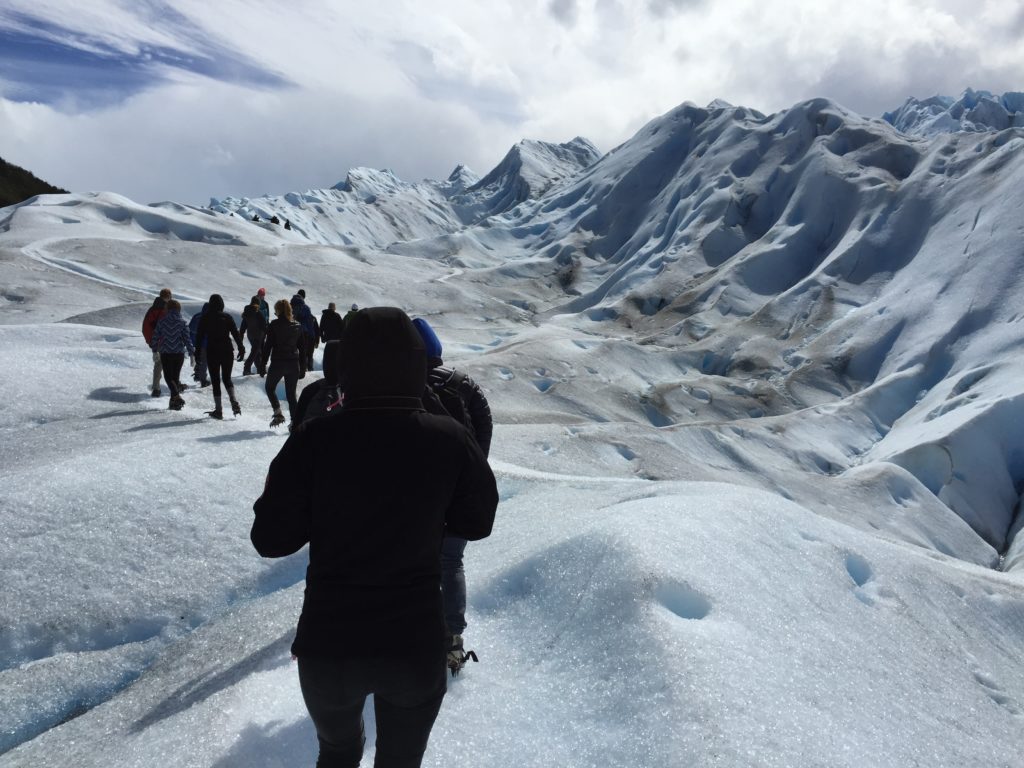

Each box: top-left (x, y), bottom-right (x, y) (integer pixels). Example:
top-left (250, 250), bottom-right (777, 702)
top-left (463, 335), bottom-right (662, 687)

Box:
top-left (2, 92), bottom-right (1024, 767)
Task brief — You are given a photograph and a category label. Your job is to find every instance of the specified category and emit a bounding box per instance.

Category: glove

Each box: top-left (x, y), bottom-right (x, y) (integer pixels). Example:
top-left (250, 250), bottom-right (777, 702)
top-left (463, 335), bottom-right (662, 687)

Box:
top-left (189, 354), bottom-right (195, 367)
top-left (237, 346), bottom-right (245, 362)
top-left (152, 350), bottom-right (160, 362)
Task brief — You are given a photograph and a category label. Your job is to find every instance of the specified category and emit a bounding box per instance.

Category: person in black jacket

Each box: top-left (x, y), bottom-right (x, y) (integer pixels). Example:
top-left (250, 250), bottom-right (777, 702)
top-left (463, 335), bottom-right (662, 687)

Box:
top-left (412, 317), bottom-right (494, 675)
top-left (262, 299), bottom-right (305, 428)
top-left (194, 293), bottom-right (245, 419)
top-left (319, 303), bottom-right (344, 344)
top-left (188, 303), bottom-right (211, 388)
top-left (251, 307), bottom-right (497, 768)
top-left (320, 302), bottom-right (344, 343)
top-left (291, 290), bottom-right (319, 372)
top-left (239, 297), bottom-right (268, 376)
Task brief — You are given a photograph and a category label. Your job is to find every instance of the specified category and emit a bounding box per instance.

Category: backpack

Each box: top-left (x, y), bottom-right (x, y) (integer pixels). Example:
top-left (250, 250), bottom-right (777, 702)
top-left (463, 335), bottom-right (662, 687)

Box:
top-left (142, 302), bottom-right (165, 344)
top-left (428, 368), bottom-right (474, 435)
top-left (296, 303), bottom-right (316, 338)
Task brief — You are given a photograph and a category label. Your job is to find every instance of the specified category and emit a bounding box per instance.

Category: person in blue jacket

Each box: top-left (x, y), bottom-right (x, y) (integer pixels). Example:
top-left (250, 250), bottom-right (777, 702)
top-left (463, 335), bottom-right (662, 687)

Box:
top-left (412, 317), bottom-right (494, 675)
top-left (150, 299), bottom-right (195, 411)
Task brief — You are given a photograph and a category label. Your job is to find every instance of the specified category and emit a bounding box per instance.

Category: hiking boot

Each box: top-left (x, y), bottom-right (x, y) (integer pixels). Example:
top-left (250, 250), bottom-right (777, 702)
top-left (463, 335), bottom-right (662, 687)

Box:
top-left (177, 381), bottom-right (189, 391)
top-left (151, 388), bottom-right (161, 397)
top-left (231, 400), bottom-right (242, 416)
top-left (206, 408), bottom-right (223, 420)
top-left (269, 410), bottom-right (286, 428)
top-left (243, 368), bottom-right (252, 376)
top-left (200, 380), bottom-right (211, 388)
top-left (169, 395), bottom-right (185, 411)
top-left (446, 634), bottom-right (477, 677)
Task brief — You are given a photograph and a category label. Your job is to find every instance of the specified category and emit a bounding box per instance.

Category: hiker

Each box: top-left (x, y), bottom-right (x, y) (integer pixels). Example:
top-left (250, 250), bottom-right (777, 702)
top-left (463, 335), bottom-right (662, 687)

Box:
top-left (188, 303), bottom-right (210, 387)
top-left (320, 302), bottom-right (344, 343)
top-left (150, 299), bottom-right (195, 411)
top-left (413, 317), bottom-right (494, 675)
top-left (343, 302), bottom-right (359, 327)
top-left (194, 293), bottom-right (245, 419)
top-left (262, 298), bottom-right (305, 428)
top-left (291, 289), bottom-right (320, 372)
top-left (142, 288), bottom-right (172, 397)
top-left (240, 296), bottom-right (268, 376)
top-left (251, 307), bottom-right (498, 768)
top-left (256, 287), bottom-right (270, 324)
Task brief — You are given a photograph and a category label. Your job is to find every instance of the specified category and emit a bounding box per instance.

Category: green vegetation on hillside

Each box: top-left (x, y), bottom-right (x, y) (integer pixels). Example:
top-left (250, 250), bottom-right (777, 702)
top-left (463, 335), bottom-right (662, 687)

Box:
top-left (0, 158), bottom-right (67, 207)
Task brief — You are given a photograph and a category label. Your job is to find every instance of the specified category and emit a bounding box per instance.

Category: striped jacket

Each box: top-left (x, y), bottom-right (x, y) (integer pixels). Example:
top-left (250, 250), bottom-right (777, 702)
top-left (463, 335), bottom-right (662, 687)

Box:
top-left (152, 311), bottom-right (195, 355)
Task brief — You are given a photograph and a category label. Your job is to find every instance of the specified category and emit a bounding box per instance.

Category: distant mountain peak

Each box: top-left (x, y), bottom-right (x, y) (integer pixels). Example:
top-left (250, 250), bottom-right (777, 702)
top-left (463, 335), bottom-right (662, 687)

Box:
top-left (446, 164), bottom-right (479, 185)
top-left (469, 137), bottom-right (601, 202)
top-left (884, 89), bottom-right (1024, 135)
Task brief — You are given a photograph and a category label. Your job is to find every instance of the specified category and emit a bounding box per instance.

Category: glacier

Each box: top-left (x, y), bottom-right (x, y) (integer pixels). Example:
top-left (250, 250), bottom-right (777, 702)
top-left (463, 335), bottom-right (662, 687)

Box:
top-left (2, 92), bottom-right (1024, 767)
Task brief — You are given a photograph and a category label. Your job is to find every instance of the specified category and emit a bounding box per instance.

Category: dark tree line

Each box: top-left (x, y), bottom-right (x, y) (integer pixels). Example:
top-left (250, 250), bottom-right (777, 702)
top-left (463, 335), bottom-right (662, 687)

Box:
top-left (0, 157), bottom-right (67, 207)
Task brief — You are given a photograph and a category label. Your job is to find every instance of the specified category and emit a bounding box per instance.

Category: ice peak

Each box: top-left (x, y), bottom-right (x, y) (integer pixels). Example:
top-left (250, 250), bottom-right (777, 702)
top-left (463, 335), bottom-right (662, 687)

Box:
top-left (884, 89), bottom-right (1024, 135)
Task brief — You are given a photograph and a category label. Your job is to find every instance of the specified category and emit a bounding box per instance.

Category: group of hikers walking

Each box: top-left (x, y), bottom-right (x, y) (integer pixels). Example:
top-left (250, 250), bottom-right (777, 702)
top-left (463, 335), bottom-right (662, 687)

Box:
top-left (142, 287), bottom-right (360, 425)
top-left (143, 289), bottom-right (498, 766)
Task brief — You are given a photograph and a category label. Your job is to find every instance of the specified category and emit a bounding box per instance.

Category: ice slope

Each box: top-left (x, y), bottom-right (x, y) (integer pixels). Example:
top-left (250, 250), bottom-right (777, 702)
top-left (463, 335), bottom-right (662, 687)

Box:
top-left (2, 93), bottom-right (1024, 766)
top-left (438, 97), bottom-right (1024, 566)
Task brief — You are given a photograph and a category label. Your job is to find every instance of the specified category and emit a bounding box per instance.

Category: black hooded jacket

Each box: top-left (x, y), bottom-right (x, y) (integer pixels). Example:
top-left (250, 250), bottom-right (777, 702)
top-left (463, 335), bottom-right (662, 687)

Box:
top-left (262, 317), bottom-right (304, 367)
top-left (195, 294), bottom-right (244, 363)
top-left (320, 308), bottom-right (344, 342)
top-left (240, 303), bottom-right (267, 341)
top-left (251, 307), bottom-right (498, 660)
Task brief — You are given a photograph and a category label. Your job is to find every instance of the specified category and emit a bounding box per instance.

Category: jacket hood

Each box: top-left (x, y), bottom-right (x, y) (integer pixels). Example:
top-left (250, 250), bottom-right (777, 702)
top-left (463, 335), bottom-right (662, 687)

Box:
top-left (322, 339), bottom-right (341, 385)
top-left (339, 307), bottom-right (426, 399)
top-left (209, 294), bottom-right (225, 312)
top-left (412, 317), bottom-right (443, 368)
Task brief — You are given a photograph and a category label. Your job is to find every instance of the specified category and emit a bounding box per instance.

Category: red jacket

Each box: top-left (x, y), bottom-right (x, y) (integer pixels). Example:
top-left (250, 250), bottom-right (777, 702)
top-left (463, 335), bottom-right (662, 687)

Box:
top-left (142, 298), bottom-right (167, 344)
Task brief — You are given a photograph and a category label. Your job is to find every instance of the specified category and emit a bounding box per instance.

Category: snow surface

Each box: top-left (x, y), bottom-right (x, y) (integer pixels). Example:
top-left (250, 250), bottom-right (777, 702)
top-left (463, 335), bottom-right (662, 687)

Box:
top-left (3, 94), bottom-right (1024, 767)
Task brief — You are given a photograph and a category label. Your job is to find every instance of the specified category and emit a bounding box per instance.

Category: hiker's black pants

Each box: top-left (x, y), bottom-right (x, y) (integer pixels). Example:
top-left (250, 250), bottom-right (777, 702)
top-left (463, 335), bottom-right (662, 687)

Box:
top-left (207, 355), bottom-right (235, 400)
top-left (245, 331), bottom-right (265, 374)
top-left (297, 655), bottom-right (446, 768)
top-left (265, 361), bottom-right (299, 420)
top-left (159, 353), bottom-right (185, 397)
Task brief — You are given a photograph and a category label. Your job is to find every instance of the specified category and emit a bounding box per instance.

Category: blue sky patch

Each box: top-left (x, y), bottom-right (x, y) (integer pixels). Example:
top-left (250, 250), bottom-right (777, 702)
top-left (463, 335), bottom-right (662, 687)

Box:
top-left (0, 9), bottom-right (291, 109)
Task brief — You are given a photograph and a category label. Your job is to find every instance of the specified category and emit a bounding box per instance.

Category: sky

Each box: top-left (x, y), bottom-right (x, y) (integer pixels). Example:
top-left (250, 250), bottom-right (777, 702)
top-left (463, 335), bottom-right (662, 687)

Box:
top-left (1, 0), bottom-right (1023, 205)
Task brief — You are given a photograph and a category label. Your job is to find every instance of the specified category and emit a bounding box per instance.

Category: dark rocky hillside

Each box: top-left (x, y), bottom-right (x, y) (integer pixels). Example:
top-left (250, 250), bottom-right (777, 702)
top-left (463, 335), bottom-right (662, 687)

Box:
top-left (0, 158), bottom-right (67, 207)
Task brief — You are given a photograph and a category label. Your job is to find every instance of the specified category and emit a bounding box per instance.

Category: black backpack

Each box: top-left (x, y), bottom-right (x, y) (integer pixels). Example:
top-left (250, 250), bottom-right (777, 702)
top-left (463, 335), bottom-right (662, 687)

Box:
top-left (427, 368), bottom-right (474, 434)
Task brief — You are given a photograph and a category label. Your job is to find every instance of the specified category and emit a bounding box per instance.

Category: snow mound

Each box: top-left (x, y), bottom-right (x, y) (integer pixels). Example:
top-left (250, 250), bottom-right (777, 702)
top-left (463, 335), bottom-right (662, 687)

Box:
top-left (0, 191), bottom-right (282, 247)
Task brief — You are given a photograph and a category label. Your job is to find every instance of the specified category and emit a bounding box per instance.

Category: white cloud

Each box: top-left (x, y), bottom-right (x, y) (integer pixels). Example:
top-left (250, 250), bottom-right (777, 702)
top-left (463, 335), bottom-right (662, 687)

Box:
top-left (1, 0), bottom-right (1023, 203)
